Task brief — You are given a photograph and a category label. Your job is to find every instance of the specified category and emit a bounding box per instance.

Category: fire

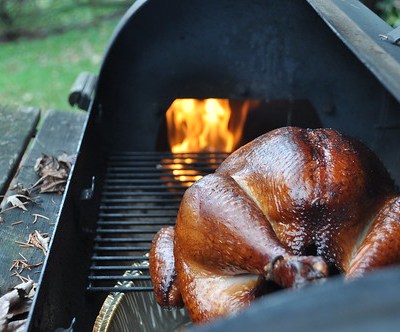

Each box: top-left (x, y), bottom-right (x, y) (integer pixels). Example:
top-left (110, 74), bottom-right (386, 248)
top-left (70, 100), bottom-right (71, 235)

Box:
top-left (164, 98), bottom-right (249, 186)
top-left (167, 158), bottom-right (203, 184)
top-left (166, 99), bottom-right (249, 153)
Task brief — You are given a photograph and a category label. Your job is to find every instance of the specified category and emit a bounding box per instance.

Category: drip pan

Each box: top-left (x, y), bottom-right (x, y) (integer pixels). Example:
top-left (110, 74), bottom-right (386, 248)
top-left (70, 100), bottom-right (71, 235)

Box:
top-left (93, 260), bottom-right (190, 332)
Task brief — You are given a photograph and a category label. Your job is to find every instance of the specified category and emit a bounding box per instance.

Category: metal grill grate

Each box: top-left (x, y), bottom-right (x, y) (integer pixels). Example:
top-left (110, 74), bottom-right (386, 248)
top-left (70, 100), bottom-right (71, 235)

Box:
top-left (87, 152), bottom-right (228, 292)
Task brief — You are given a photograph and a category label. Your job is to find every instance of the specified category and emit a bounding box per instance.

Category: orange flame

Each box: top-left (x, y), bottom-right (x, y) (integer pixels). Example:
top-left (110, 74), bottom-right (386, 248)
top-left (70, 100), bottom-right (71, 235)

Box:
top-left (166, 157), bottom-right (203, 184)
top-left (166, 99), bottom-right (249, 153)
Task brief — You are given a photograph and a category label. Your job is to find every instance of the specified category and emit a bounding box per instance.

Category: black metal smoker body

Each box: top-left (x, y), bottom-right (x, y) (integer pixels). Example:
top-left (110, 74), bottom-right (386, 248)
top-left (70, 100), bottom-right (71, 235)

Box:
top-left (27, 0), bottom-right (400, 330)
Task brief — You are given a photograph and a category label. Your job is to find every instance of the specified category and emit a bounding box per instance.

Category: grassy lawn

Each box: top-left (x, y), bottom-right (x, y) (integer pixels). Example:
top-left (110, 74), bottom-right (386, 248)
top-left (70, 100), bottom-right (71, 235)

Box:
top-left (0, 17), bottom-right (120, 113)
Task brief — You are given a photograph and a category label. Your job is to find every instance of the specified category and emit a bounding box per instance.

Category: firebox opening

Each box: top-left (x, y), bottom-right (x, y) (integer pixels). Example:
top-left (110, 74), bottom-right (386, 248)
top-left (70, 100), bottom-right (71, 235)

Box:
top-left (157, 98), bottom-right (322, 153)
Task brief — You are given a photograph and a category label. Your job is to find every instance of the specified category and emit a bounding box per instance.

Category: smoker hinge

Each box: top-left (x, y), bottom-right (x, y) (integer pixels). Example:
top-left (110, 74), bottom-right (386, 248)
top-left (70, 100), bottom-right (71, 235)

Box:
top-left (79, 176), bottom-right (96, 235)
top-left (68, 72), bottom-right (98, 111)
top-left (379, 26), bottom-right (400, 46)
top-left (81, 176), bottom-right (95, 201)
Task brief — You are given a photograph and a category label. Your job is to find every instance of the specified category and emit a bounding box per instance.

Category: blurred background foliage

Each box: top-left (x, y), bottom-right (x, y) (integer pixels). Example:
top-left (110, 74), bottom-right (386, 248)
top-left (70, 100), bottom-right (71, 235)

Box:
top-left (0, 0), bottom-right (132, 112)
top-left (0, 0), bottom-right (130, 41)
top-left (376, 0), bottom-right (400, 26)
top-left (0, 0), bottom-right (398, 113)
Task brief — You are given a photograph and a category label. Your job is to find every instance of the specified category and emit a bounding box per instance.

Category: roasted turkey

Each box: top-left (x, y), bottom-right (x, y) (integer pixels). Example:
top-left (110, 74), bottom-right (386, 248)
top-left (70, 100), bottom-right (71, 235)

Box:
top-left (150, 127), bottom-right (400, 323)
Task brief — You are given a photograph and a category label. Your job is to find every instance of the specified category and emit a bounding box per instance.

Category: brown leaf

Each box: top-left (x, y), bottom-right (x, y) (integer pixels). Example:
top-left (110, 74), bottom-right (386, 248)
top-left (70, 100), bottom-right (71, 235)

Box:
top-left (0, 281), bottom-right (34, 332)
top-left (21, 231), bottom-right (50, 256)
top-left (32, 153), bottom-right (75, 193)
top-left (5, 319), bottom-right (26, 332)
top-left (34, 231), bottom-right (50, 255)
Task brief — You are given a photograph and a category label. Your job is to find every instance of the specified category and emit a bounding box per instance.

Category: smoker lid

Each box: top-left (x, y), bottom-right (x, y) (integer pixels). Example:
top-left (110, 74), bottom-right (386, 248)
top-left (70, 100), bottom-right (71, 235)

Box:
top-left (94, 0), bottom-right (400, 112)
top-left (307, 0), bottom-right (400, 103)
top-left (86, 0), bottom-right (400, 153)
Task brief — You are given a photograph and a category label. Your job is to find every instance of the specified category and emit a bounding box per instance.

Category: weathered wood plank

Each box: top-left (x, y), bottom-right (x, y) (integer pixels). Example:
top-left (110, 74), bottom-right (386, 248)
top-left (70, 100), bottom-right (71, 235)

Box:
top-left (0, 106), bottom-right (40, 195)
top-left (0, 109), bottom-right (87, 295)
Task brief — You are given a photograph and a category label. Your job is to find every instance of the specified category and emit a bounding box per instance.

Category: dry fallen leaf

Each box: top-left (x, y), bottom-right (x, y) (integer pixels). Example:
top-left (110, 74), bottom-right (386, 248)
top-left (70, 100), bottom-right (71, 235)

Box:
top-left (34, 231), bottom-right (50, 255)
top-left (5, 195), bottom-right (29, 211)
top-left (16, 231), bottom-right (50, 255)
top-left (0, 185), bottom-right (41, 213)
top-left (31, 153), bottom-right (75, 194)
top-left (0, 280), bottom-right (35, 332)
top-left (29, 232), bottom-right (50, 255)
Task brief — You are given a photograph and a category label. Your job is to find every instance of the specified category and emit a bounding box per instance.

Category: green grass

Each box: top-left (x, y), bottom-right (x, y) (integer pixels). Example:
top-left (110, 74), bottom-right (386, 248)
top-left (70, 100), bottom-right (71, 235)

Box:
top-left (0, 1), bottom-right (128, 36)
top-left (0, 17), bottom-right (120, 112)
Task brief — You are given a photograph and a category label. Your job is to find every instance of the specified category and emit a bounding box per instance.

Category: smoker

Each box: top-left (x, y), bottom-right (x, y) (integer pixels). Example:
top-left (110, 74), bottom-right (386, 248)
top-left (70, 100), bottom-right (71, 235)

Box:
top-left (27, 0), bottom-right (400, 331)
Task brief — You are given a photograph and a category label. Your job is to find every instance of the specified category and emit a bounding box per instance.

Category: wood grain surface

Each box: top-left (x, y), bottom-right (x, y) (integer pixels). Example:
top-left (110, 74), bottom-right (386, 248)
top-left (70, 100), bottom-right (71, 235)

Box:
top-left (0, 109), bottom-right (87, 295)
top-left (0, 106), bottom-right (40, 195)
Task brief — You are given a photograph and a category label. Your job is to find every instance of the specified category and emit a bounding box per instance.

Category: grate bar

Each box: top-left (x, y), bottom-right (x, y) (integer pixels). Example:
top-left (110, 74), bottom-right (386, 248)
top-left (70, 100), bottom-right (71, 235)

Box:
top-left (88, 151), bottom-right (225, 293)
top-left (88, 275), bottom-right (151, 281)
top-left (87, 287), bottom-right (153, 292)
top-left (99, 205), bottom-right (179, 211)
top-left (107, 151), bottom-right (228, 158)
top-left (90, 266), bottom-right (149, 271)
top-left (102, 186), bottom-right (186, 191)
top-left (101, 198), bottom-right (182, 203)
top-left (98, 212), bottom-right (177, 218)
top-left (97, 221), bottom-right (175, 226)
top-left (106, 166), bottom-right (218, 172)
top-left (107, 155), bottom-right (226, 160)
top-left (94, 238), bottom-right (153, 243)
top-left (95, 229), bottom-right (158, 234)
top-left (94, 246), bottom-right (151, 251)
top-left (101, 191), bottom-right (184, 197)
top-left (104, 178), bottom-right (197, 184)
top-left (91, 256), bottom-right (149, 261)
top-left (105, 173), bottom-right (211, 180)
top-left (107, 161), bottom-right (222, 167)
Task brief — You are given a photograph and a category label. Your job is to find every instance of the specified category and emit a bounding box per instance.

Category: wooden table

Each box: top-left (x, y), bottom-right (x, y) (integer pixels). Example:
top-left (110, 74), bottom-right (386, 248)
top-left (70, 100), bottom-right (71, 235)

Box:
top-left (0, 106), bottom-right (87, 295)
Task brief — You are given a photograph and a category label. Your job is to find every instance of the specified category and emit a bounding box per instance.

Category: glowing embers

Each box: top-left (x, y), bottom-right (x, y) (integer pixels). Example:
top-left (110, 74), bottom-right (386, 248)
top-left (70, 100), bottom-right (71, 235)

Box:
top-left (161, 154), bottom-right (227, 187)
top-left (163, 156), bottom-right (203, 184)
top-left (166, 99), bottom-right (250, 153)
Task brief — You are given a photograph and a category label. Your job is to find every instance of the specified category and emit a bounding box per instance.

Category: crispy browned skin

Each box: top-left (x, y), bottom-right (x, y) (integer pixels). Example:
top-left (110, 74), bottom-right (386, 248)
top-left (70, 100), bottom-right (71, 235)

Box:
top-left (149, 127), bottom-right (400, 323)
top-left (149, 227), bottom-right (183, 308)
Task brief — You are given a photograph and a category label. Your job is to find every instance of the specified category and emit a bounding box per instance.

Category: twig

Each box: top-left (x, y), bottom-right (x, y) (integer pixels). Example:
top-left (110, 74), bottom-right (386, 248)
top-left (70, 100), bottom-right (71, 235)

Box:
top-left (0, 201), bottom-right (30, 214)
top-left (27, 262), bottom-right (43, 270)
top-left (9, 253), bottom-right (43, 273)
top-left (32, 213), bottom-right (49, 224)
top-left (15, 240), bottom-right (34, 248)
top-left (11, 221), bottom-right (23, 226)
top-left (17, 231), bottom-right (50, 255)
top-left (10, 272), bottom-right (30, 283)
top-left (29, 175), bottom-right (46, 190)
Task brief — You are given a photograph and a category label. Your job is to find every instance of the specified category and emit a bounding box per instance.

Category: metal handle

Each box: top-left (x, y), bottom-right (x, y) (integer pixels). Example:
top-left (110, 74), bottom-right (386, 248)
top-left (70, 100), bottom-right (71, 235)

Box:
top-left (379, 26), bottom-right (400, 46)
top-left (68, 72), bottom-right (98, 111)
